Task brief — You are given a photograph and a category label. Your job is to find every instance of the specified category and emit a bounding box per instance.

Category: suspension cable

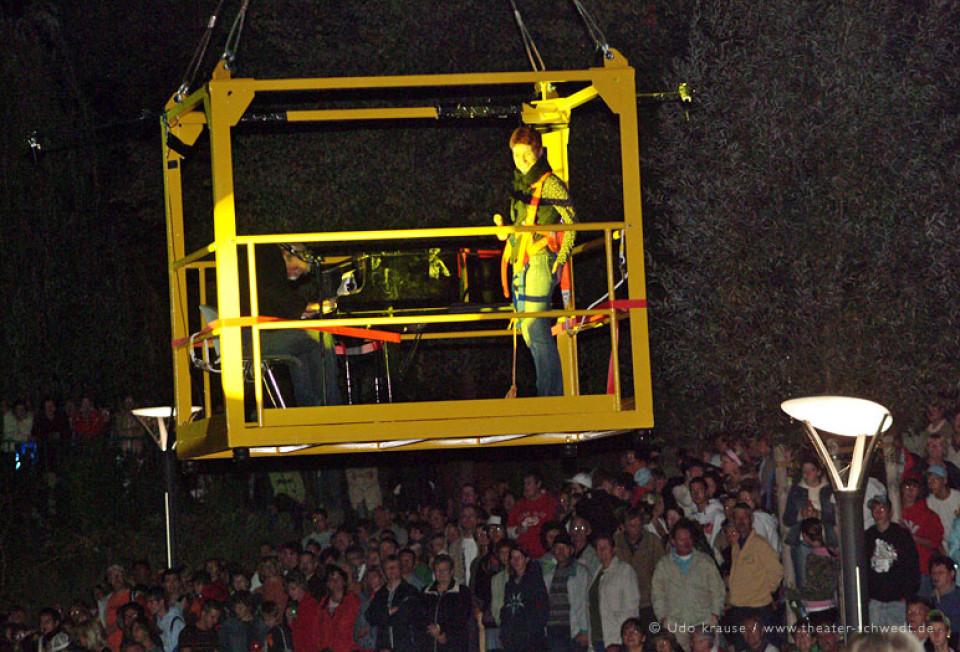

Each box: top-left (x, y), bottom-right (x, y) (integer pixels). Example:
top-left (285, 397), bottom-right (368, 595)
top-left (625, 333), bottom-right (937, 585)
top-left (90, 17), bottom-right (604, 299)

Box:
top-left (176, 0), bottom-right (227, 103)
top-left (221, 0), bottom-right (250, 71)
top-left (570, 0), bottom-right (612, 60)
top-left (507, 0), bottom-right (545, 72)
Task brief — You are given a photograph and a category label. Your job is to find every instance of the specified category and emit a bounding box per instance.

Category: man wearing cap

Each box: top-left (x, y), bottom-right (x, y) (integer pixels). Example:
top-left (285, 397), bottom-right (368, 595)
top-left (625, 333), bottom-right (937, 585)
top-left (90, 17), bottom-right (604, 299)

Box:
top-left (865, 492), bottom-right (920, 626)
top-left (541, 531), bottom-right (591, 650)
top-left (568, 472), bottom-right (593, 494)
top-left (901, 473), bottom-right (944, 596)
top-left (926, 465), bottom-right (960, 547)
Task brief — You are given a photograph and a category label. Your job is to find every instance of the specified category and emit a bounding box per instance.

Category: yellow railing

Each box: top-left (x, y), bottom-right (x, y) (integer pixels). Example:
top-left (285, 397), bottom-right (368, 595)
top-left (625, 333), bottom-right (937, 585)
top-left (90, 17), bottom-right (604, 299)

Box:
top-left (174, 220), bottom-right (628, 419)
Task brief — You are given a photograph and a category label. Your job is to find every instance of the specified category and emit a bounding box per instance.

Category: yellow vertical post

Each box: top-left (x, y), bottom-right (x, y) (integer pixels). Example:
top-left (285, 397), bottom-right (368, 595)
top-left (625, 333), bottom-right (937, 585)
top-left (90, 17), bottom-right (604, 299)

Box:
top-left (556, 258), bottom-right (580, 397)
top-left (162, 128), bottom-right (193, 425)
top-left (541, 125), bottom-right (570, 185)
top-left (615, 71), bottom-right (653, 416)
top-left (247, 244), bottom-right (265, 424)
top-left (604, 229), bottom-right (621, 402)
top-left (205, 86), bottom-right (246, 433)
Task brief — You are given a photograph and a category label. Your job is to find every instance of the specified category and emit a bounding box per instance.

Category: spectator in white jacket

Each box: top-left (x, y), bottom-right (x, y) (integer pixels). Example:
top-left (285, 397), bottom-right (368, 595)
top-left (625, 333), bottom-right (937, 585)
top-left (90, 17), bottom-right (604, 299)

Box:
top-left (652, 520), bottom-right (726, 651)
top-left (587, 534), bottom-right (640, 651)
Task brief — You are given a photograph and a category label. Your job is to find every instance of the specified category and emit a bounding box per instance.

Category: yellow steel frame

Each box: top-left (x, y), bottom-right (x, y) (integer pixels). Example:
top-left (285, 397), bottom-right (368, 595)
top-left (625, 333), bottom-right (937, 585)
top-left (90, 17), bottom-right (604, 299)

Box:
top-left (162, 50), bottom-right (653, 460)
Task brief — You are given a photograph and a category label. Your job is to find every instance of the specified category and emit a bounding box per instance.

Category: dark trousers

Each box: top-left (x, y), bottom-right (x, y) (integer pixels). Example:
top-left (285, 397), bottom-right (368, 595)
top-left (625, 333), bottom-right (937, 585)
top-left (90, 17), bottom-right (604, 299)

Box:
top-left (546, 626), bottom-right (586, 651)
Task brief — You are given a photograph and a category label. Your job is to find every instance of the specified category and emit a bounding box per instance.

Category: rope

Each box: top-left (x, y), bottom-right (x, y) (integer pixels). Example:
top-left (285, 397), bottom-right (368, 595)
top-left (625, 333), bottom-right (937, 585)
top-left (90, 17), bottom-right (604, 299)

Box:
top-left (567, 229), bottom-right (629, 337)
top-left (506, 320), bottom-right (518, 398)
top-left (507, 0), bottom-right (545, 72)
top-left (176, 0), bottom-right (227, 102)
top-left (570, 0), bottom-right (612, 60)
top-left (221, 0), bottom-right (250, 70)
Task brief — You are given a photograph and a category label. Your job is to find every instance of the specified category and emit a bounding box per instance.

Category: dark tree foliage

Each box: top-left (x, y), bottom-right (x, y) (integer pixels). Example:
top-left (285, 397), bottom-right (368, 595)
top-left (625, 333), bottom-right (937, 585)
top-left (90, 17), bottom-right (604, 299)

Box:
top-left (646, 0), bottom-right (960, 440)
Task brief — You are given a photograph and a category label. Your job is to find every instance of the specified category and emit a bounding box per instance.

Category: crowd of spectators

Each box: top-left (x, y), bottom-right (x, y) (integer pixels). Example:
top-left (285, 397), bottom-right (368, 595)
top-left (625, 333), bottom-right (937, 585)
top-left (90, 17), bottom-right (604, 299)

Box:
top-left (7, 397), bottom-right (960, 651)
top-left (1, 395), bottom-right (146, 468)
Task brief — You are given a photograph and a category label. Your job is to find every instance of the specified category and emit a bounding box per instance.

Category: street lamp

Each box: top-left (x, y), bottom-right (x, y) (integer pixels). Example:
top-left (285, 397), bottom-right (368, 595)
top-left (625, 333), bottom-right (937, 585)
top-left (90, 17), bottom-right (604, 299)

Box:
top-left (132, 406), bottom-right (201, 569)
top-left (781, 396), bottom-right (892, 633)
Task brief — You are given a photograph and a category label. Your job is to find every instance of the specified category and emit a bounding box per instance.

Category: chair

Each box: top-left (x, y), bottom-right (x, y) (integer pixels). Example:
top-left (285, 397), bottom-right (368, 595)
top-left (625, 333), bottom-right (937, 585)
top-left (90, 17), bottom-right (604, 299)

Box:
top-left (195, 305), bottom-right (301, 408)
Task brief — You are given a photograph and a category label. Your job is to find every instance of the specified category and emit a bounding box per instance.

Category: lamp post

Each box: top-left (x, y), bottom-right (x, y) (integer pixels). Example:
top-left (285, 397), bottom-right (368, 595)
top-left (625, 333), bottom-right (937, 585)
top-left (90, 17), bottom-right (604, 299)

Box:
top-left (132, 406), bottom-right (200, 569)
top-left (781, 396), bottom-right (892, 634)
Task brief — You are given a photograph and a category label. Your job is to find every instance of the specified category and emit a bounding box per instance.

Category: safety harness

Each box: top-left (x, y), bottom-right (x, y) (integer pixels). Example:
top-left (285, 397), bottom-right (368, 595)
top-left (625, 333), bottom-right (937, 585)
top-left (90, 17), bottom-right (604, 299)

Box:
top-left (500, 171), bottom-right (572, 302)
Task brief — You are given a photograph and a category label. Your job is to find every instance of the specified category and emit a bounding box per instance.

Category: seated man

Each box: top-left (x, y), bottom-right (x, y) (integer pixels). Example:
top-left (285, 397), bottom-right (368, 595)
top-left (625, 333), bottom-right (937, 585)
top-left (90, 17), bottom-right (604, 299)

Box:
top-left (237, 243), bottom-right (341, 407)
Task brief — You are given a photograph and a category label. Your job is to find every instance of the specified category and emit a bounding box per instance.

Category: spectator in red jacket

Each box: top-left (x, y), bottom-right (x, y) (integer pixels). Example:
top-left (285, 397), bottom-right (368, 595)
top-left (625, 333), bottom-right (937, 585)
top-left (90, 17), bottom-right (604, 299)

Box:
top-left (901, 473), bottom-right (944, 597)
top-left (317, 565), bottom-right (360, 652)
top-left (507, 471), bottom-right (559, 558)
top-left (285, 571), bottom-right (321, 652)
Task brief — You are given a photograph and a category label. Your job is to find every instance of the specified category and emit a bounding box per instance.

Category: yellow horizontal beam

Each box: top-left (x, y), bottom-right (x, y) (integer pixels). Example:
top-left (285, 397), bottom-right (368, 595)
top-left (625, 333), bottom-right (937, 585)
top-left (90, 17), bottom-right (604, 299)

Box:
top-left (217, 69), bottom-right (612, 94)
top-left (176, 397), bottom-right (644, 460)
top-left (233, 222), bottom-right (625, 245)
top-left (227, 406), bottom-right (644, 451)
top-left (262, 308), bottom-right (621, 330)
top-left (185, 429), bottom-right (631, 460)
top-left (260, 394), bottom-right (616, 429)
top-left (286, 107), bottom-right (439, 122)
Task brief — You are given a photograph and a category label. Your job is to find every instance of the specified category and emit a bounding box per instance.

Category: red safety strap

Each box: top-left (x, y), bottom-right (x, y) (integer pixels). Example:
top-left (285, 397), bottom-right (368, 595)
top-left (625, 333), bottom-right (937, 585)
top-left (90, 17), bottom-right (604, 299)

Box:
top-left (550, 299), bottom-right (647, 337)
top-left (172, 315), bottom-right (401, 349)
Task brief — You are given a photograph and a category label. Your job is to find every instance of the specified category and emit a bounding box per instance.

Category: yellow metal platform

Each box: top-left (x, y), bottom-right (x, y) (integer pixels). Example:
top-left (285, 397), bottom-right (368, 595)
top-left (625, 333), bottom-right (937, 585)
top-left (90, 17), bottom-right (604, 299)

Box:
top-left (162, 51), bottom-right (653, 460)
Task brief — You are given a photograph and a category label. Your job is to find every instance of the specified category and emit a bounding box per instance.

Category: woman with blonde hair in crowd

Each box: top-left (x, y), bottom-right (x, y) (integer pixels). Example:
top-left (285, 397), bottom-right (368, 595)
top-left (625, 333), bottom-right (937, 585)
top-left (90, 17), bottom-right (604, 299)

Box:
top-left (72, 620), bottom-right (109, 652)
top-left (927, 611), bottom-right (957, 652)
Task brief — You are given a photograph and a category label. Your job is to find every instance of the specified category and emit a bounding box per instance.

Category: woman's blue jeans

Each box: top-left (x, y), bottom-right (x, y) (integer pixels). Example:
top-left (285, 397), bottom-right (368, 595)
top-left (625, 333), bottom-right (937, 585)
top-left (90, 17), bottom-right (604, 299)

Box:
top-left (512, 252), bottom-right (563, 397)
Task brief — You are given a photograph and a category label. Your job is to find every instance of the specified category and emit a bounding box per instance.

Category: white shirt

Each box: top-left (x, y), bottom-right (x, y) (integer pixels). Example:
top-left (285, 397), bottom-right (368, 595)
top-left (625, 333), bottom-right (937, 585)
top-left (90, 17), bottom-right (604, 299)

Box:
top-left (691, 499), bottom-right (726, 547)
top-left (752, 510), bottom-right (780, 553)
top-left (927, 489), bottom-right (960, 540)
top-left (462, 536), bottom-right (478, 585)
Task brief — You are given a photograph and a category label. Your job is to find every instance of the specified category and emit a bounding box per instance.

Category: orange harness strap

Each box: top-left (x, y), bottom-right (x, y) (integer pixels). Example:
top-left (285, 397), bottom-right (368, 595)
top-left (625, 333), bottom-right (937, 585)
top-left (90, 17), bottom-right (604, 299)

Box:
top-left (500, 172), bottom-right (556, 295)
top-left (171, 316), bottom-right (401, 349)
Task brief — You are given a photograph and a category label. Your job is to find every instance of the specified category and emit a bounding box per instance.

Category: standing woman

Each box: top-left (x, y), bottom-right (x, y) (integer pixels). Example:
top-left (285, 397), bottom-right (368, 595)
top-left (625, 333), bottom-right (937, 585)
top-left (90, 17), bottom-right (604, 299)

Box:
top-left (420, 554), bottom-right (474, 651)
top-left (784, 458), bottom-right (837, 587)
top-left (493, 125), bottom-right (576, 397)
top-left (317, 565), bottom-right (361, 652)
top-left (499, 544), bottom-right (549, 651)
top-left (587, 534), bottom-right (640, 652)
top-left (353, 565), bottom-right (383, 650)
